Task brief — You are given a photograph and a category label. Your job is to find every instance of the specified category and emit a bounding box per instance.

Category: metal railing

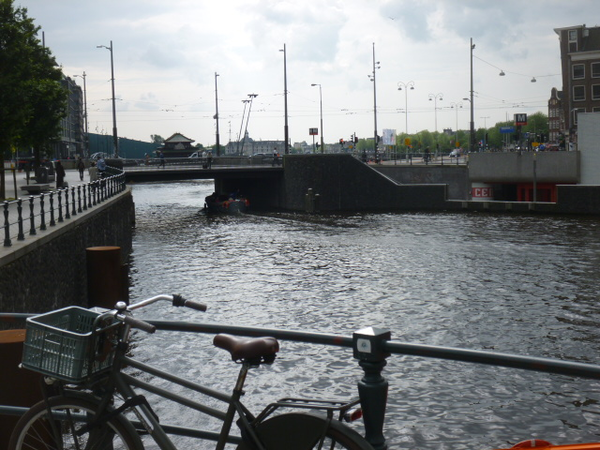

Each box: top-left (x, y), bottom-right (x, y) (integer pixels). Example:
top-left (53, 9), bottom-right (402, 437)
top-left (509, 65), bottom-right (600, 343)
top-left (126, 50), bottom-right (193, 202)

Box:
top-left (2, 167), bottom-right (127, 248)
top-left (1, 313), bottom-right (600, 449)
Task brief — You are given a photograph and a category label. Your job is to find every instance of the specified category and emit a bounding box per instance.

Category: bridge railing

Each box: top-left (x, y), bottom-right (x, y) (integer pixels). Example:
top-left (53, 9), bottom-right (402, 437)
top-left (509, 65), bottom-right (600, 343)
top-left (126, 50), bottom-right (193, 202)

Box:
top-left (1, 313), bottom-right (600, 449)
top-left (2, 167), bottom-right (127, 248)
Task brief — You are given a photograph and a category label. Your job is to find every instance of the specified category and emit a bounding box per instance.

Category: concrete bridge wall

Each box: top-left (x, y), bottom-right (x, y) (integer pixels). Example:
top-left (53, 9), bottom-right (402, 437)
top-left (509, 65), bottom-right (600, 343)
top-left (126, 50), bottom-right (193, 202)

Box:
top-left (278, 154), bottom-right (447, 212)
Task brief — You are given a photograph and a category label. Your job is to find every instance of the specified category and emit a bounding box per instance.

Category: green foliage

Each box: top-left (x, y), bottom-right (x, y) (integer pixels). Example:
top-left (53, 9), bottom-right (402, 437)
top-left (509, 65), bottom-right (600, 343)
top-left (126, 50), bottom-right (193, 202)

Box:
top-left (0, 0), bottom-right (66, 178)
top-left (151, 134), bottom-right (165, 144)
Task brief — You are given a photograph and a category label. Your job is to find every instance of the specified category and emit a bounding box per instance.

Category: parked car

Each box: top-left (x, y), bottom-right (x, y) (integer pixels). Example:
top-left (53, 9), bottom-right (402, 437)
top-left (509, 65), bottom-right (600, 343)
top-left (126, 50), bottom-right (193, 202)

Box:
top-left (449, 149), bottom-right (462, 157)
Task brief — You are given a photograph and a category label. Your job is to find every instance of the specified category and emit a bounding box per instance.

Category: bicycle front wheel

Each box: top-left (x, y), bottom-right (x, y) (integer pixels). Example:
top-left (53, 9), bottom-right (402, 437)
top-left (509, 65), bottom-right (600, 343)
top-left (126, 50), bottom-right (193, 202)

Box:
top-left (238, 412), bottom-right (374, 450)
top-left (8, 395), bottom-right (143, 450)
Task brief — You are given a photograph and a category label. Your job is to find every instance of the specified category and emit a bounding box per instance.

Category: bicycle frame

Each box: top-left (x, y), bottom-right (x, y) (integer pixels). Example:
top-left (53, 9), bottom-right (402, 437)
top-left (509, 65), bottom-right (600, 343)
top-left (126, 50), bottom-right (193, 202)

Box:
top-left (75, 326), bottom-right (362, 450)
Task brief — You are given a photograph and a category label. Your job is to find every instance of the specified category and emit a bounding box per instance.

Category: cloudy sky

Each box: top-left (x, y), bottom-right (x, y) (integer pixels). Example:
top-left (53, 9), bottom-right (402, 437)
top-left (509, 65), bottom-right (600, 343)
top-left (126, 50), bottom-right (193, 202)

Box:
top-left (19, 0), bottom-right (600, 147)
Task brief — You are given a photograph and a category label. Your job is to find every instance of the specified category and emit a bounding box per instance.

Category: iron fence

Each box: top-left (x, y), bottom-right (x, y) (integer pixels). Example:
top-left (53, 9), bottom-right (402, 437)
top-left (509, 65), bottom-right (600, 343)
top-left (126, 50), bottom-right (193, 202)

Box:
top-left (2, 168), bottom-right (126, 248)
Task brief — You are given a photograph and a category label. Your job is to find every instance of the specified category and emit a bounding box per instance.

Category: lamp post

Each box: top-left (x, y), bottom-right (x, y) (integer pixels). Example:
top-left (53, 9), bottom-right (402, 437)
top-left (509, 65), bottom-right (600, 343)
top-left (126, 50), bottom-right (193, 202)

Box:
top-left (428, 93), bottom-right (443, 133)
top-left (280, 44), bottom-right (289, 154)
top-left (311, 83), bottom-right (324, 153)
top-left (237, 99), bottom-right (250, 155)
top-left (214, 72), bottom-right (220, 156)
top-left (469, 37), bottom-right (475, 154)
top-left (368, 43), bottom-right (381, 155)
top-left (397, 81), bottom-right (414, 134)
top-left (73, 72), bottom-right (88, 157)
top-left (240, 94), bottom-right (258, 155)
top-left (450, 101), bottom-right (463, 148)
top-left (96, 41), bottom-right (118, 157)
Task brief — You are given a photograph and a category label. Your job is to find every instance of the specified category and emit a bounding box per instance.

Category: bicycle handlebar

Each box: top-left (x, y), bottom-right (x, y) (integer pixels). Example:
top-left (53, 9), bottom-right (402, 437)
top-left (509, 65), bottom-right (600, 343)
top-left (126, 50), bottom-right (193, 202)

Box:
top-left (172, 294), bottom-right (208, 312)
top-left (99, 294), bottom-right (207, 334)
top-left (122, 314), bottom-right (157, 334)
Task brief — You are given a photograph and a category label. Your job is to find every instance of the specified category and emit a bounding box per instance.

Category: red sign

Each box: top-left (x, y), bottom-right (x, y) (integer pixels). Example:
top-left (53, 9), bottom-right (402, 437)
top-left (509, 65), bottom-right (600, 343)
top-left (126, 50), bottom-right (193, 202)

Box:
top-left (472, 187), bottom-right (493, 198)
top-left (309, 128), bottom-right (318, 136)
top-left (514, 113), bottom-right (527, 126)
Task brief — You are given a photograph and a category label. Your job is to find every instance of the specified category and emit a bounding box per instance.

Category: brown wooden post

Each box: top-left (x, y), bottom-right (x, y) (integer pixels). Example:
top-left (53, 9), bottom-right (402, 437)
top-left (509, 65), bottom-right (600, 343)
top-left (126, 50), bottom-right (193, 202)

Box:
top-left (86, 246), bottom-right (129, 308)
top-left (0, 330), bottom-right (43, 443)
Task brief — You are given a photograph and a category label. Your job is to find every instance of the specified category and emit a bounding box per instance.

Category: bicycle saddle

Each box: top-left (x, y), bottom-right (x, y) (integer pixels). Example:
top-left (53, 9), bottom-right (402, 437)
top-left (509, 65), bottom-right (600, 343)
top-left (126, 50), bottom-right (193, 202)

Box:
top-left (213, 334), bottom-right (279, 363)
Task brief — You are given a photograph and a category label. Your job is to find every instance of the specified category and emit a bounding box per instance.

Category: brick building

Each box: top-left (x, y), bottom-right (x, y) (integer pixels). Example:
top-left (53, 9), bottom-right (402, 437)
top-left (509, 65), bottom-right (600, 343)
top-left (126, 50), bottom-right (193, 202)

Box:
top-left (554, 25), bottom-right (600, 142)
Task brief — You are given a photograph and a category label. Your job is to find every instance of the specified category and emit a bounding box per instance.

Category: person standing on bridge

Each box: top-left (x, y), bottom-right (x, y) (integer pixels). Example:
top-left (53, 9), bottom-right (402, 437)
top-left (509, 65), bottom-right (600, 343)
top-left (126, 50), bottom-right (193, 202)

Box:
top-left (207, 151), bottom-right (212, 169)
top-left (159, 151), bottom-right (165, 169)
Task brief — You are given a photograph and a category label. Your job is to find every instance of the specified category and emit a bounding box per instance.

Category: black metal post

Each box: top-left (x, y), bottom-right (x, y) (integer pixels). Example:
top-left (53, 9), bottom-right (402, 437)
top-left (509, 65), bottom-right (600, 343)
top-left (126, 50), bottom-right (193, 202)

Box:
top-left (71, 187), bottom-right (76, 216)
top-left (17, 199), bottom-right (24, 241)
top-left (353, 327), bottom-right (391, 450)
top-left (64, 188), bottom-right (70, 219)
top-left (40, 194), bottom-right (46, 231)
top-left (28, 197), bottom-right (36, 236)
top-left (49, 192), bottom-right (55, 226)
top-left (57, 191), bottom-right (63, 223)
top-left (3, 202), bottom-right (11, 247)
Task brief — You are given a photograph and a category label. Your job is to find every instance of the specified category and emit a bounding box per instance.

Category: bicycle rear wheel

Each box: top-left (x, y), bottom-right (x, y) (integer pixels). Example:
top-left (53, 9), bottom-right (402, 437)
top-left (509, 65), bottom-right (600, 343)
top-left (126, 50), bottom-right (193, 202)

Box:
top-left (8, 395), bottom-right (143, 450)
top-left (238, 412), bottom-right (374, 450)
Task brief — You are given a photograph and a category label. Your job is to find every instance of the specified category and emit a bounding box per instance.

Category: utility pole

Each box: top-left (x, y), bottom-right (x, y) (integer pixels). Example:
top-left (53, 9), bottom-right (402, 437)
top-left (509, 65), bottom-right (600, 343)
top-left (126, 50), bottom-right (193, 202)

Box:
top-left (214, 72), bottom-right (220, 156)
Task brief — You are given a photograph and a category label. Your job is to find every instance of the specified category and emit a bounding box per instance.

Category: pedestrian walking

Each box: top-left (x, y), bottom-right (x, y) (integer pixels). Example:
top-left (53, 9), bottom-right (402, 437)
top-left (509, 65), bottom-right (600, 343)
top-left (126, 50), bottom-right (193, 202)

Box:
top-left (76, 157), bottom-right (85, 181)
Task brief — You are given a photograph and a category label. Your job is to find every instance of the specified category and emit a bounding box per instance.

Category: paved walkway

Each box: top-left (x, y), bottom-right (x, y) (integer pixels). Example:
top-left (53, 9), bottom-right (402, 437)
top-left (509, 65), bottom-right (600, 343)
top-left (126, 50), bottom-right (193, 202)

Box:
top-left (2, 167), bottom-right (88, 201)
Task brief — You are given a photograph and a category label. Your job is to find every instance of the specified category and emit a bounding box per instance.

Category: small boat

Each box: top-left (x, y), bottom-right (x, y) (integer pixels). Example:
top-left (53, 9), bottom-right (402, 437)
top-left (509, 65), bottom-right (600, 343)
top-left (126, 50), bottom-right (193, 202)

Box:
top-left (204, 193), bottom-right (249, 214)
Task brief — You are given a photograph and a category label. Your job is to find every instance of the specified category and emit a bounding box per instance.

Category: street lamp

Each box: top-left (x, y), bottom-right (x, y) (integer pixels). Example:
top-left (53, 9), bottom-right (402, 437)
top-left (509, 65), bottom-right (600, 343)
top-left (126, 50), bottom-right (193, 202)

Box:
top-left (73, 72), bottom-right (88, 157)
top-left (280, 44), bottom-right (289, 154)
top-left (450, 101), bottom-right (463, 147)
top-left (311, 83), bottom-right (324, 153)
top-left (428, 92), bottom-right (443, 133)
top-left (96, 41), bottom-right (118, 157)
top-left (368, 43), bottom-right (381, 155)
top-left (214, 72), bottom-right (220, 156)
top-left (469, 37), bottom-right (475, 154)
top-left (397, 81), bottom-right (414, 134)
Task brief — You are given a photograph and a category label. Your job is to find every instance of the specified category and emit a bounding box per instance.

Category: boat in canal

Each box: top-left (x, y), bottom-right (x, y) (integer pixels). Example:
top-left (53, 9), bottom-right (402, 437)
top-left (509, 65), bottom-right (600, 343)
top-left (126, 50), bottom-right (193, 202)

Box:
top-left (204, 192), bottom-right (249, 214)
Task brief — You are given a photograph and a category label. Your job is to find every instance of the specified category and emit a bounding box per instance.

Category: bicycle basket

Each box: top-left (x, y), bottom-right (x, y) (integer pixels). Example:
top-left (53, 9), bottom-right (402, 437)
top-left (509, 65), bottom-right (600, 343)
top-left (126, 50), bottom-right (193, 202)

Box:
top-left (21, 306), bottom-right (121, 383)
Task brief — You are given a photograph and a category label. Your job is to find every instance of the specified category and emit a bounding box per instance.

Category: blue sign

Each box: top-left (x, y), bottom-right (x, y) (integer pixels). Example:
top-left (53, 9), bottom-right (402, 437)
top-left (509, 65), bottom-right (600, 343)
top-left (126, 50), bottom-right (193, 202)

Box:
top-left (500, 126), bottom-right (515, 134)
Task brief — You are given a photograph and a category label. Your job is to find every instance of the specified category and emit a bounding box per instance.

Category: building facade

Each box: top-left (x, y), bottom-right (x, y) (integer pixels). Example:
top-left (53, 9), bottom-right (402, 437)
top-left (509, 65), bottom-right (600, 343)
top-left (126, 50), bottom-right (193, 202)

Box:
top-left (554, 25), bottom-right (600, 142)
top-left (547, 87), bottom-right (564, 146)
top-left (53, 76), bottom-right (85, 159)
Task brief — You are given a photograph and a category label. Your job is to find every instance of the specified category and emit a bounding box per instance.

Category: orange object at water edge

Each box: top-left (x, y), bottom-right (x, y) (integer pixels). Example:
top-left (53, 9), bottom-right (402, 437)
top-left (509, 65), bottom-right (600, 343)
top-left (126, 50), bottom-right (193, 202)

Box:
top-left (494, 440), bottom-right (600, 450)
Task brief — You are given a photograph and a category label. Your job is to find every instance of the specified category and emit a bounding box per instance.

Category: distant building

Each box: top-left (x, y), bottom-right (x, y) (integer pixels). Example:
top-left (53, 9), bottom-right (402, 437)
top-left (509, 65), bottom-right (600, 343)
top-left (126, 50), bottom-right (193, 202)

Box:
top-left (224, 132), bottom-right (285, 155)
top-left (548, 87), bottom-right (564, 145)
top-left (52, 76), bottom-right (85, 159)
top-left (158, 133), bottom-right (195, 157)
top-left (554, 25), bottom-right (600, 142)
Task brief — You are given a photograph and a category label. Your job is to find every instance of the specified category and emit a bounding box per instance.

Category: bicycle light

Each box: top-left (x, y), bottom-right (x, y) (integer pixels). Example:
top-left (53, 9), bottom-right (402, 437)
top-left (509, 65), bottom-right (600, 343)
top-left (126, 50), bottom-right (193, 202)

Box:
top-left (343, 408), bottom-right (363, 423)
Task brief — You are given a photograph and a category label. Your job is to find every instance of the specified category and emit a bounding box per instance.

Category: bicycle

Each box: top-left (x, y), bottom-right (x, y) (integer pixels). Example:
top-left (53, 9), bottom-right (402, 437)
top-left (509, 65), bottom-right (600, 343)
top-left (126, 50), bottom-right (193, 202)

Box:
top-left (9, 294), bottom-right (374, 450)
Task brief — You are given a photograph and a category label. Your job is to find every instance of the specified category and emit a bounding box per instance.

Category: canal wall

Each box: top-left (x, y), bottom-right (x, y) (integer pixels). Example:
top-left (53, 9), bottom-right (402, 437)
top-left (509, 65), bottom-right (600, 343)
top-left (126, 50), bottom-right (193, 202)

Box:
top-left (0, 190), bottom-right (135, 315)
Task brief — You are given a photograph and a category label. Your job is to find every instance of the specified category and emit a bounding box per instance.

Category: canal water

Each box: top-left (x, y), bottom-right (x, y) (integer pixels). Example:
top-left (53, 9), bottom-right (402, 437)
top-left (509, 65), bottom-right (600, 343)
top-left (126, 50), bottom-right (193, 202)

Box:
top-left (127, 180), bottom-right (600, 449)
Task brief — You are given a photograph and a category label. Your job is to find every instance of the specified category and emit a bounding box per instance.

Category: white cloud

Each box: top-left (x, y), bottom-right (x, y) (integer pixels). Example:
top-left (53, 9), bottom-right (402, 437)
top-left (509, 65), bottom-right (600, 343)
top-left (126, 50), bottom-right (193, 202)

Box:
top-left (18, 0), bottom-right (600, 144)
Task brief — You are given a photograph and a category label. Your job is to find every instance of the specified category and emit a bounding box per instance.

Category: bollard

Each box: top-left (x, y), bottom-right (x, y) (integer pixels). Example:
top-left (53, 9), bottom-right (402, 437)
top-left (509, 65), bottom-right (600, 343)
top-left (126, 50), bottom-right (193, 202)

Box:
top-left (353, 327), bottom-right (391, 450)
top-left (0, 330), bottom-right (43, 444)
top-left (86, 246), bottom-right (129, 309)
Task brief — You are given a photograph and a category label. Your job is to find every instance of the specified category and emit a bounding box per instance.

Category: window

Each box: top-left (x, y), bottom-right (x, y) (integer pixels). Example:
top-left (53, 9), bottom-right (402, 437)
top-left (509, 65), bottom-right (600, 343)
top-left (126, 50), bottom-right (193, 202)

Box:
top-left (569, 29), bottom-right (578, 52)
top-left (573, 85), bottom-right (585, 101)
top-left (593, 63), bottom-right (600, 78)
top-left (573, 64), bottom-right (585, 79)
top-left (593, 85), bottom-right (600, 100)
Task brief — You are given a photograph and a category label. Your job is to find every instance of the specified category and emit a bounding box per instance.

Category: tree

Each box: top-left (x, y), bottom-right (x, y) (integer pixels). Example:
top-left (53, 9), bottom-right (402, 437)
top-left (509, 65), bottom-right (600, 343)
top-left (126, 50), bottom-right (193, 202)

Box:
top-left (150, 134), bottom-right (165, 145)
top-left (0, 0), bottom-right (66, 199)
